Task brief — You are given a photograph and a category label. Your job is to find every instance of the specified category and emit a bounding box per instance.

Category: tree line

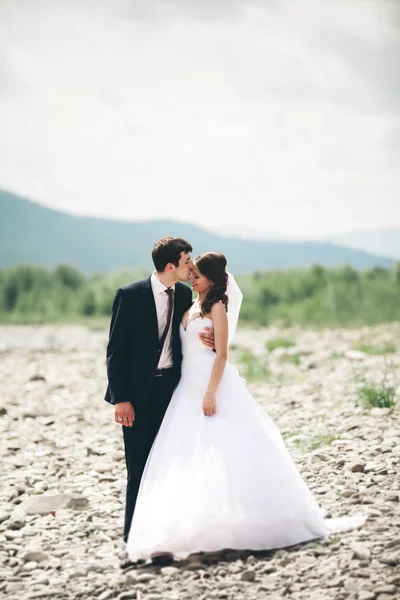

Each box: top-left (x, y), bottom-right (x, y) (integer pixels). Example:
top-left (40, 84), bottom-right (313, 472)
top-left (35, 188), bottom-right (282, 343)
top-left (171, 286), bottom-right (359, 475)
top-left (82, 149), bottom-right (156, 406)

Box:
top-left (1, 262), bottom-right (400, 327)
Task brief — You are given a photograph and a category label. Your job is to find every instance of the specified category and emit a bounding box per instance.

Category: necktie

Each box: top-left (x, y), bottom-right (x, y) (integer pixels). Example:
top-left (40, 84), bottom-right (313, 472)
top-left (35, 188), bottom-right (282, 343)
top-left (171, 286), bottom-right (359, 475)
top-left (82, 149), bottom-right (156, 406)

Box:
top-left (159, 287), bottom-right (174, 354)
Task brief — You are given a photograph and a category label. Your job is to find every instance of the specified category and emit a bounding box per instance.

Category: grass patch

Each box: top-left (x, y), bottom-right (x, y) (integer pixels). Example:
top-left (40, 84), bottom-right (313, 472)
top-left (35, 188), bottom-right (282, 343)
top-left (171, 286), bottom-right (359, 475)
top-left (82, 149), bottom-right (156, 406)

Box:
top-left (307, 433), bottom-right (337, 451)
top-left (355, 342), bottom-right (396, 355)
top-left (330, 351), bottom-right (344, 360)
top-left (279, 354), bottom-right (301, 366)
top-left (283, 432), bottom-right (337, 452)
top-left (236, 349), bottom-right (270, 382)
top-left (266, 337), bottom-right (296, 352)
top-left (281, 430), bottom-right (303, 440)
top-left (357, 384), bottom-right (397, 409)
top-left (355, 359), bottom-right (399, 409)
top-left (326, 536), bottom-right (340, 546)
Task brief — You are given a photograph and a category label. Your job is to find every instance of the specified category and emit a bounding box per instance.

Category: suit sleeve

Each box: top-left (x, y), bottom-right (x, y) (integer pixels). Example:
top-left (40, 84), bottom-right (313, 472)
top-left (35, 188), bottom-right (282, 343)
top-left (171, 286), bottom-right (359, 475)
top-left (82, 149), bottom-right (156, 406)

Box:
top-left (106, 288), bottom-right (133, 405)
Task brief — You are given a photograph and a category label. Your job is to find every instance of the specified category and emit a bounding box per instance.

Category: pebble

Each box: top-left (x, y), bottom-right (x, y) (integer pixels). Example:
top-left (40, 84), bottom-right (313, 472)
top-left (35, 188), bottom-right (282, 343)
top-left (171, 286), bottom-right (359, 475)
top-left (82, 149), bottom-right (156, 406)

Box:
top-left (241, 569), bottom-right (256, 582)
top-left (379, 554), bottom-right (400, 566)
top-left (23, 561), bottom-right (39, 571)
top-left (98, 591), bottom-right (115, 600)
top-left (358, 593), bottom-right (376, 600)
top-left (0, 509), bottom-right (10, 523)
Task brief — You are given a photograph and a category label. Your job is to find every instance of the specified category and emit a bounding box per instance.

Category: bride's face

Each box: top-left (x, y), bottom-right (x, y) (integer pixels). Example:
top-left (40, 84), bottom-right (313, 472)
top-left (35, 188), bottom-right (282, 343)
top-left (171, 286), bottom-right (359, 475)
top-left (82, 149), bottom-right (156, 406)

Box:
top-left (190, 264), bottom-right (213, 294)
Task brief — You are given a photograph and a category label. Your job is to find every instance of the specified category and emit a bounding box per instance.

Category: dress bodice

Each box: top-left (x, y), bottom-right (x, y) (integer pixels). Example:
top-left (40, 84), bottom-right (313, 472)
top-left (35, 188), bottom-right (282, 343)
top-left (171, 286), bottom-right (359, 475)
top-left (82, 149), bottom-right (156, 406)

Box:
top-left (180, 317), bottom-right (214, 363)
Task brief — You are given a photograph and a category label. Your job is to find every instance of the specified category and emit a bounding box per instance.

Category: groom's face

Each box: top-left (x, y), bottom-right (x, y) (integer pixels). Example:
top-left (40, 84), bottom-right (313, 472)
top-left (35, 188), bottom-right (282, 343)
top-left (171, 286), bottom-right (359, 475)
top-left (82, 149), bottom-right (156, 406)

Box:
top-left (174, 251), bottom-right (193, 282)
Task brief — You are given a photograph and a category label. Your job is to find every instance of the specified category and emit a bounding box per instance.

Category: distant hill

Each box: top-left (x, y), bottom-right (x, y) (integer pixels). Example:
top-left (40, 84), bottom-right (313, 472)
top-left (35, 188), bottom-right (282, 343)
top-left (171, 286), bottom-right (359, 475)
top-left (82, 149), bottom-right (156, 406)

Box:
top-left (211, 224), bottom-right (286, 241)
top-left (213, 223), bottom-right (400, 260)
top-left (0, 189), bottom-right (396, 273)
top-left (332, 228), bottom-right (400, 260)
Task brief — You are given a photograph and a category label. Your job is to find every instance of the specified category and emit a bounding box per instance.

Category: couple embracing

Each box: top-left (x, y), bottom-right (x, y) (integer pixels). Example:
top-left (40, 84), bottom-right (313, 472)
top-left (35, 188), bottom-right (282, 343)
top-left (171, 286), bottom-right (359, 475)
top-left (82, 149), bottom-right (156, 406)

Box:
top-left (105, 237), bottom-right (364, 565)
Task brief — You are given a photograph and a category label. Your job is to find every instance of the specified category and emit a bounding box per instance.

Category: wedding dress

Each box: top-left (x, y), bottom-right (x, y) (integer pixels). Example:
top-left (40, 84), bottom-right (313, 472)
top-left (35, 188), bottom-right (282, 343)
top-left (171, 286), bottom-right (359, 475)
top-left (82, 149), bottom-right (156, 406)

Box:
top-left (126, 278), bottom-right (365, 561)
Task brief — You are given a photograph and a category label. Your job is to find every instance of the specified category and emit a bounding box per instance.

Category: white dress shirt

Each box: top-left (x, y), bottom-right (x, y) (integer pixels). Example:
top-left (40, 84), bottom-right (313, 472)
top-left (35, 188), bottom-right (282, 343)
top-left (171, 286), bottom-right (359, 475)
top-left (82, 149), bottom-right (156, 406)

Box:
top-left (151, 272), bottom-right (175, 369)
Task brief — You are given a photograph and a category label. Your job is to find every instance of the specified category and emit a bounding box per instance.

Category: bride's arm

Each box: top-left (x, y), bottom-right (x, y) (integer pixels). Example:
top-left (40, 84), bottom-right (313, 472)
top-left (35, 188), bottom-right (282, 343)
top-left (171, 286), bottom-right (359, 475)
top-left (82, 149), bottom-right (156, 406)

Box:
top-left (203, 302), bottom-right (228, 416)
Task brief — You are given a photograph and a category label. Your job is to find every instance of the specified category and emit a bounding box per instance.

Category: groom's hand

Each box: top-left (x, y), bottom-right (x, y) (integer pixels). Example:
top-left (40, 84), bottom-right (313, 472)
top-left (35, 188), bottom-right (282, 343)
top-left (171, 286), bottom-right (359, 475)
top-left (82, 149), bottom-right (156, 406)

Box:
top-left (199, 326), bottom-right (215, 350)
top-left (114, 402), bottom-right (135, 427)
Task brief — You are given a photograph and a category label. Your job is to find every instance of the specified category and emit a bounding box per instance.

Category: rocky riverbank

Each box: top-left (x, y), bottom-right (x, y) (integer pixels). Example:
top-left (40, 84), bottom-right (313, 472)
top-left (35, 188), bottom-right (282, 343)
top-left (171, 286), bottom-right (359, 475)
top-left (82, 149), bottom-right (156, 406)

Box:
top-left (0, 323), bottom-right (399, 600)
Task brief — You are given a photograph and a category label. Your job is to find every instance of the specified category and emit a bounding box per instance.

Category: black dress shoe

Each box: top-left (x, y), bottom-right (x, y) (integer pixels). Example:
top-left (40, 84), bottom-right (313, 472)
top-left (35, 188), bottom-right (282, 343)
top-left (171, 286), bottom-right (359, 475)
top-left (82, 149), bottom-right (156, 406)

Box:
top-left (150, 552), bottom-right (174, 566)
top-left (120, 558), bottom-right (145, 570)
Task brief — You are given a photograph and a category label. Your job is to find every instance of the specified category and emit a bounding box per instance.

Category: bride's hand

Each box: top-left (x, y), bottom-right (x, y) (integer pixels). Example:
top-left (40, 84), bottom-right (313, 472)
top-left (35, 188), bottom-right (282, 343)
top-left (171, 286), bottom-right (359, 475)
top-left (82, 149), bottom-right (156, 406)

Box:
top-left (202, 392), bottom-right (216, 417)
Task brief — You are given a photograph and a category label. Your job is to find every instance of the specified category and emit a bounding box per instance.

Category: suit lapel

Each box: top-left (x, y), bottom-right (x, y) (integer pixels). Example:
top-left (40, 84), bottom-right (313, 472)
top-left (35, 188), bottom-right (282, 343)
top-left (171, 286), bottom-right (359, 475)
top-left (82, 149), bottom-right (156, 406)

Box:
top-left (142, 276), bottom-right (159, 348)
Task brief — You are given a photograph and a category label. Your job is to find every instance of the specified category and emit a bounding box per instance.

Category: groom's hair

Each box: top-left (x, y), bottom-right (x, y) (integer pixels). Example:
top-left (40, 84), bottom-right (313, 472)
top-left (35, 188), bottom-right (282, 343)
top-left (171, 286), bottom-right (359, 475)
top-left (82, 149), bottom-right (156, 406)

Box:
top-left (152, 237), bottom-right (193, 272)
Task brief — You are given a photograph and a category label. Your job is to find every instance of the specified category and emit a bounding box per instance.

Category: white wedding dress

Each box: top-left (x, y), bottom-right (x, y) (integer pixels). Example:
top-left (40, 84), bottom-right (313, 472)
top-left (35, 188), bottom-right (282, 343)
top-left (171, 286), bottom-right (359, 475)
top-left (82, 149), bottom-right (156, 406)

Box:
top-left (126, 316), bottom-right (365, 560)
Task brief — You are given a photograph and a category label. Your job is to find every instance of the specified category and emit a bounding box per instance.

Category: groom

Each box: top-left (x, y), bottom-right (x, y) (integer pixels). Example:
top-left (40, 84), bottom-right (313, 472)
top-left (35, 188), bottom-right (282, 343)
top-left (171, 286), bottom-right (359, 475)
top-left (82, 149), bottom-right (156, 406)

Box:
top-left (104, 237), bottom-right (214, 549)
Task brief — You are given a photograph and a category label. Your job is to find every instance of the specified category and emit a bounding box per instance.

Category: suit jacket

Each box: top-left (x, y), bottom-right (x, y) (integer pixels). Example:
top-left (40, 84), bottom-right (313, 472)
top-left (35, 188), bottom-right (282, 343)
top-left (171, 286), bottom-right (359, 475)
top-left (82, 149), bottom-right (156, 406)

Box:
top-left (104, 276), bottom-right (193, 409)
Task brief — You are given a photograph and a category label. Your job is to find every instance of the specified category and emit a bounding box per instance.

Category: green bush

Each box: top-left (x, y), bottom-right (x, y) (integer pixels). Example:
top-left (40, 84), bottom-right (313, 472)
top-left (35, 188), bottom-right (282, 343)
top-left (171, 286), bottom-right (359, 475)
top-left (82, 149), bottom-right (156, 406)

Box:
top-left (1, 262), bottom-right (400, 327)
top-left (237, 262), bottom-right (400, 328)
top-left (53, 264), bottom-right (85, 290)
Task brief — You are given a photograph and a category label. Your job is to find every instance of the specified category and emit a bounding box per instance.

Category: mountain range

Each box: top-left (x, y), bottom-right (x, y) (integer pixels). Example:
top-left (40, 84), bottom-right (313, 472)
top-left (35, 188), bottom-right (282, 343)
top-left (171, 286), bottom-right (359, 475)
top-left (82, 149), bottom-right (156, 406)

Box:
top-left (0, 189), bottom-right (396, 274)
top-left (216, 225), bottom-right (400, 260)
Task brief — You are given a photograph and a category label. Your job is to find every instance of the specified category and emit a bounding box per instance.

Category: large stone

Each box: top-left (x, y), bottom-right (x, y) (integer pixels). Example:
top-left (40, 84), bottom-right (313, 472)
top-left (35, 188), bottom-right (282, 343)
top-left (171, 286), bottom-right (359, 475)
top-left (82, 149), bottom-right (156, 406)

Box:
top-left (8, 517), bottom-right (26, 530)
top-left (350, 542), bottom-right (371, 560)
top-left (374, 586), bottom-right (397, 594)
top-left (241, 569), bottom-right (256, 582)
top-left (22, 551), bottom-right (49, 563)
top-left (348, 461), bottom-right (365, 473)
top-left (160, 566), bottom-right (179, 576)
top-left (18, 494), bottom-right (90, 515)
top-left (5, 582), bottom-right (25, 594)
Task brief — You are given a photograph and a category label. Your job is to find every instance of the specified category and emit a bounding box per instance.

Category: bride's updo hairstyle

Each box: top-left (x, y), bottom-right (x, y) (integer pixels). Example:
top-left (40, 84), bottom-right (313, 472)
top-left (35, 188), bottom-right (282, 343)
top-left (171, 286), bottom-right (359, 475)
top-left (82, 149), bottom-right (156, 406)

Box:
top-left (194, 252), bottom-right (229, 316)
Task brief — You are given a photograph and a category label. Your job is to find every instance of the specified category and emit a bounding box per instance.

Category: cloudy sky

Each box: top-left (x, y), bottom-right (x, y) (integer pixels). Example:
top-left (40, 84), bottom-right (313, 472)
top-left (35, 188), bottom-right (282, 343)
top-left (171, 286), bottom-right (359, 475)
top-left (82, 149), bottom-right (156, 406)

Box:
top-left (0, 0), bottom-right (399, 238)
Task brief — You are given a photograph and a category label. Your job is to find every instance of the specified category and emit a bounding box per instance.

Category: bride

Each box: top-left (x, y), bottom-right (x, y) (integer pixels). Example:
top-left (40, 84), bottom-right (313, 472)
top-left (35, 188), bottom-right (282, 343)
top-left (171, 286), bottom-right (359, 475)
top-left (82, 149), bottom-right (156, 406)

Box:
top-left (126, 252), bottom-right (365, 561)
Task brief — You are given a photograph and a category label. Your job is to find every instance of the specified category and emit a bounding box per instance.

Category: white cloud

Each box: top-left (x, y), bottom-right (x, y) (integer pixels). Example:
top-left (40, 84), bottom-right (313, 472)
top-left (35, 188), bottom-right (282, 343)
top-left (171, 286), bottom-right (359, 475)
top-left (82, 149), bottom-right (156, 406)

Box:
top-left (0, 0), bottom-right (399, 237)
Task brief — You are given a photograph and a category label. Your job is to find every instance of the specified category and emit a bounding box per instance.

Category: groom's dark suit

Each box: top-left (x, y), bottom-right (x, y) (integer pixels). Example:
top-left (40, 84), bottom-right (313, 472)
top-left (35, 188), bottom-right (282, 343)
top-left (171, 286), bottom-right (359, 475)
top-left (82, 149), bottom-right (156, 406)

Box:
top-left (104, 276), bottom-right (192, 541)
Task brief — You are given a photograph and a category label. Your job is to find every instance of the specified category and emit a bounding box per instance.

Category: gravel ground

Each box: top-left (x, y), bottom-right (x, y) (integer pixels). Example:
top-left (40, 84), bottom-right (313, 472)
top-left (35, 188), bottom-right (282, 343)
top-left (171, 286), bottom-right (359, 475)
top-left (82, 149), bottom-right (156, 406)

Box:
top-left (0, 323), bottom-right (399, 600)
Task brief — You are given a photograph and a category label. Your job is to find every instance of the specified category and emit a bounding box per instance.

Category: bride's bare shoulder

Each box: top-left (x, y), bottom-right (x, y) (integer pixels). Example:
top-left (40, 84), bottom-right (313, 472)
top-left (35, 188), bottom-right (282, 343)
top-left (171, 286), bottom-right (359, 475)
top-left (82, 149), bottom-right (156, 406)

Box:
top-left (211, 301), bottom-right (227, 315)
top-left (204, 302), bottom-right (226, 324)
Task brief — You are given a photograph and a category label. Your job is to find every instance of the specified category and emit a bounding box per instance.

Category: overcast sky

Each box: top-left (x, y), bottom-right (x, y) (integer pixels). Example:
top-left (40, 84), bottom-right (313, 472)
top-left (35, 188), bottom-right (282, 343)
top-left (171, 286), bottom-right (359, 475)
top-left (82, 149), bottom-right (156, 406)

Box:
top-left (0, 0), bottom-right (399, 238)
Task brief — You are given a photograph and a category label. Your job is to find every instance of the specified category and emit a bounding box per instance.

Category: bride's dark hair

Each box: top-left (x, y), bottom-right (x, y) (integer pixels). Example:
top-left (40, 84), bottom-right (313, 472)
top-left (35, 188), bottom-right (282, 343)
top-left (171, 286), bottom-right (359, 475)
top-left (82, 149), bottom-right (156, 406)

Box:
top-left (195, 252), bottom-right (229, 316)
